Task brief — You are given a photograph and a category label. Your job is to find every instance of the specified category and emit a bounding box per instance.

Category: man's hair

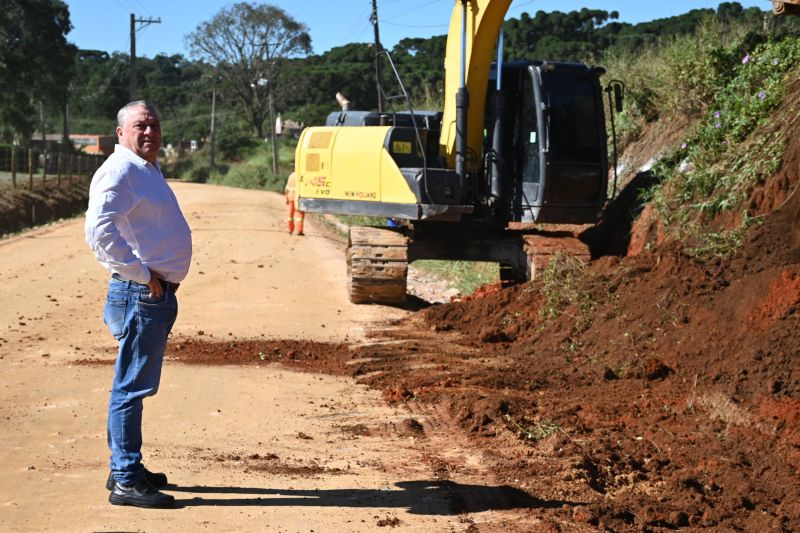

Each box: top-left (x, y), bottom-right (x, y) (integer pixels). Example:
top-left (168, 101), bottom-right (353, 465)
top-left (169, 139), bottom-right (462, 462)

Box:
top-left (117, 100), bottom-right (160, 128)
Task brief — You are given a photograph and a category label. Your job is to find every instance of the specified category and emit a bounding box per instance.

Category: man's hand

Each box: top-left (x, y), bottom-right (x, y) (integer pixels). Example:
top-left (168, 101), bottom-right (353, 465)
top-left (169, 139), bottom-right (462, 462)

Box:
top-left (147, 274), bottom-right (164, 299)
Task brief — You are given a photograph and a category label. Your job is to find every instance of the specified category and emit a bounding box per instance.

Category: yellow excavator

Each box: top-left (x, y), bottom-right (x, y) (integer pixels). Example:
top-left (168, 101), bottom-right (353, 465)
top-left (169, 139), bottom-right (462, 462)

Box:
top-left (293, 0), bottom-right (622, 304)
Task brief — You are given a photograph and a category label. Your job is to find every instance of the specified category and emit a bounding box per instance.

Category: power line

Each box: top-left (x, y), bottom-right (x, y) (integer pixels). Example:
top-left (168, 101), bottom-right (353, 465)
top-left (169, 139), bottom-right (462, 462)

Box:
top-left (111, 0), bottom-right (130, 14)
top-left (381, 21), bottom-right (449, 29)
top-left (380, 0), bottom-right (445, 19)
top-left (508, 0), bottom-right (538, 13)
top-left (342, 3), bottom-right (373, 43)
top-left (121, 0), bottom-right (139, 14)
top-left (132, 0), bottom-right (150, 16)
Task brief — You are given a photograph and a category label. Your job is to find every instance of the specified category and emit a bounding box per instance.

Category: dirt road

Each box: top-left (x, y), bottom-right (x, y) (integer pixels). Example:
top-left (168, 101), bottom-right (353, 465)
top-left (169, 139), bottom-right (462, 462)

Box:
top-left (0, 182), bottom-right (527, 532)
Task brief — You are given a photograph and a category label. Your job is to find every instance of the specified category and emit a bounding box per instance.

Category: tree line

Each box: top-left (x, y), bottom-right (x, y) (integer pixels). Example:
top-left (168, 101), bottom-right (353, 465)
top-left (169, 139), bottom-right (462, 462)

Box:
top-left (2, 1), bottom-right (792, 152)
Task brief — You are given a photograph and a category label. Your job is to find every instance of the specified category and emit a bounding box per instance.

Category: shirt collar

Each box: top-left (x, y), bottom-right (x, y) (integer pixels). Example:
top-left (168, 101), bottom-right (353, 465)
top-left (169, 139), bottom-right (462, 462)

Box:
top-left (114, 144), bottom-right (159, 171)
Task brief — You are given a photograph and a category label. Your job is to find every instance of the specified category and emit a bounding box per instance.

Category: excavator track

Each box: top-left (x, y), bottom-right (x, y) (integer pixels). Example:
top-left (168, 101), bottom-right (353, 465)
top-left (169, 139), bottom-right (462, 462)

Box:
top-left (346, 226), bottom-right (408, 304)
top-left (499, 232), bottom-right (591, 284)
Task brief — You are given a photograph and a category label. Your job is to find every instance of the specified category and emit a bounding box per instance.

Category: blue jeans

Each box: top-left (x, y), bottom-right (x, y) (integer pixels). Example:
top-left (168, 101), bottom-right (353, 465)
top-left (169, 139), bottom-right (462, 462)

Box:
top-left (103, 276), bottom-right (178, 485)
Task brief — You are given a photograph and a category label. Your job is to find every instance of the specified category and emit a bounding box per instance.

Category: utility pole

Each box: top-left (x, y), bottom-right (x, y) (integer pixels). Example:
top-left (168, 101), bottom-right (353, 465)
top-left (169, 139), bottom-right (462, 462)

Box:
top-left (62, 98), bottom-right (70, 146)
top-left (129, 13), bottom-right (161, 100)
top-left (209, 77), bottom-right (217, 172)
top-left (370, 0), bottom-right (384, 112)
top-left (263, 44), bottom-right (279, 175)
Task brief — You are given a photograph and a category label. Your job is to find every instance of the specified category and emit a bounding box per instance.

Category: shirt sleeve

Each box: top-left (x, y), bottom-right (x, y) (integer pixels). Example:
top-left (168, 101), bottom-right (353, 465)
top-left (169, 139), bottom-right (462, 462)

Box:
top-left (85, 171), bottom-right (151, 284)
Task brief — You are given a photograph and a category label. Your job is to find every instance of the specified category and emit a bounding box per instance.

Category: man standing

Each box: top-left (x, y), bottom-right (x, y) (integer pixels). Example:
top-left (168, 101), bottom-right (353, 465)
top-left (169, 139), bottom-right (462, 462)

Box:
top-left (85, 101), bottom-right (192, 508)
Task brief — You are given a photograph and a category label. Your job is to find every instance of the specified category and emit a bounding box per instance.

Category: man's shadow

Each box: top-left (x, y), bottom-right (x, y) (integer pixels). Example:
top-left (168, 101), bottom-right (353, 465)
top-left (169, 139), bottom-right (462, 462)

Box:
top-left (166, 479), bottom-right (582, 514)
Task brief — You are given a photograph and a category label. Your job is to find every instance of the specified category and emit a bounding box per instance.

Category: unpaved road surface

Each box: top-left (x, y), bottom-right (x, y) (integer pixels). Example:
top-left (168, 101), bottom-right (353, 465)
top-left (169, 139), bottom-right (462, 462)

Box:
top-left (0, 182), bottom-right (527, 532)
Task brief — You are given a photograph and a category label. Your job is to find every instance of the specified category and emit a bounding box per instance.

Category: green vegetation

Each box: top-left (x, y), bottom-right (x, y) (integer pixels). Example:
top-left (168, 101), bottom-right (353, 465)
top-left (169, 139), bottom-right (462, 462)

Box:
top-left (504, 414), bottom-right (561, 441)
top-left (412, 260), bottom-right (498, 295)
top-left (10, 2), bottom-right (791, 147)
top-left (164, 138), bottom-right (297, 193)
top-left (1, 0), bottom-right (75, 142)
top-left (622, 23), bottom-right (800, 257)
top-left (539, 253), bottom-right (595, 331)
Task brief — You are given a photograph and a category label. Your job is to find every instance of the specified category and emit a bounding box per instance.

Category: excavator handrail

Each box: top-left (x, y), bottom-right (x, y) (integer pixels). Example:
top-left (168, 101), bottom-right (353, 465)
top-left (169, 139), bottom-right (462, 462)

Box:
top-left (377, 49), bottom-right (431, 200)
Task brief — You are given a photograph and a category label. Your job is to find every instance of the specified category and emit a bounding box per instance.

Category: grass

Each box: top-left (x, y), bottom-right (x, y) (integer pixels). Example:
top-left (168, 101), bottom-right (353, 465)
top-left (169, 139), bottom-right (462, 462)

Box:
top-left (623, 28), bottom-right (800, 258)
top-left (321, 216), bottom-right (500, 295)
top-left (412, 260), bottom-right (498, 295)
top-left (215, 140), bottom-right (296, 192)
top-left (504, 414), bottom-right (561, 442)
top-left (336, 215), bottom-right (387, 228)
top-left (538, 253), bottom-right (595, 331)
top-left (166, 138), bottom-right (298, 193)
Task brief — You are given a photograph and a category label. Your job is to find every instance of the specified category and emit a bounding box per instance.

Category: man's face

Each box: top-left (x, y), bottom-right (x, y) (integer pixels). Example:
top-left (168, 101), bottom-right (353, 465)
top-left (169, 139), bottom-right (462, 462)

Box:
top-left (116, 106), bottom-right (161, 164)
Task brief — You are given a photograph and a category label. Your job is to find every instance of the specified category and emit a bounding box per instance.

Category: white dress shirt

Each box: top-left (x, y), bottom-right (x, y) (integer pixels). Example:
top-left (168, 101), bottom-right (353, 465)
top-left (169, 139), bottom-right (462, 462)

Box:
top-left (85, 144), bottom-right (192, 284)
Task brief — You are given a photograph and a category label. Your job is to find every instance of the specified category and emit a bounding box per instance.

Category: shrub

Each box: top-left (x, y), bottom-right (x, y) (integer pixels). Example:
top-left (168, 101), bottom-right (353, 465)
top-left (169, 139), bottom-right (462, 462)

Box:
top-left (641, 34), bottom-right (800, 254)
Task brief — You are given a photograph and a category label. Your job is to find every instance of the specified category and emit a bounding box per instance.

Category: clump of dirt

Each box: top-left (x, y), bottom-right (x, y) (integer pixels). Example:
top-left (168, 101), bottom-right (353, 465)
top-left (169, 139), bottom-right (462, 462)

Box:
top-left (338, 424), bottom-right (371, 438)
top-left (167, 337), bottom-right (354, 375)
top-left (193, 449), bottom-right (346, 477)
top-left (399, 418), bottom-right (424, 437)
top-left (376, 515), bottom-right (402, 527)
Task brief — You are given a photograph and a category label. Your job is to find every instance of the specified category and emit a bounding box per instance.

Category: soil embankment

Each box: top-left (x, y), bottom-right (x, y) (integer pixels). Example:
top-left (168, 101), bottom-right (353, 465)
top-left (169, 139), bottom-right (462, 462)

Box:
top-left (0, 181), bottom-right (90, 236)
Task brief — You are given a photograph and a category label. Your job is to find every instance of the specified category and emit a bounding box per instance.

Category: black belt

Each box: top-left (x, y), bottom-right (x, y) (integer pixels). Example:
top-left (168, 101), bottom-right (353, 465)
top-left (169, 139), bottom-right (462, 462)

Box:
top-left (112, 273), bottom-right (180, 292)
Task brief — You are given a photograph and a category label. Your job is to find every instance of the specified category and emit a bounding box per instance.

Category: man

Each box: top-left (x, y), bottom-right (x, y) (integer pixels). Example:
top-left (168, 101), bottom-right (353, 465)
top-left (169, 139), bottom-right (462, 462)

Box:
top-left (85, 101), bottom-right (192, 508)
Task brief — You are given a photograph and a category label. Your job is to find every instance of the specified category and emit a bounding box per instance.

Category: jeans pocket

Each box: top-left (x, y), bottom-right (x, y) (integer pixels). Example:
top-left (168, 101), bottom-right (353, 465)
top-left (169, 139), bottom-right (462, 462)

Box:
top-left (137, 291), bottom-right (168, 307)
top-left (104, 297), bottom-right (127, 340)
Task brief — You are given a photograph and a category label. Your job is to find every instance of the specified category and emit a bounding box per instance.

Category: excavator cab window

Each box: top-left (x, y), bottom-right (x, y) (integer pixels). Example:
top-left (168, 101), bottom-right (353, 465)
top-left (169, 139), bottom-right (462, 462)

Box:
top-left (489, 61), bottom-right (608, 224)
top-left (508, 63), bottom-right (609, 223)
top-left (519, 74), bottom-right (540, 185)
top-left (544, 73), bottom-right (603, 165)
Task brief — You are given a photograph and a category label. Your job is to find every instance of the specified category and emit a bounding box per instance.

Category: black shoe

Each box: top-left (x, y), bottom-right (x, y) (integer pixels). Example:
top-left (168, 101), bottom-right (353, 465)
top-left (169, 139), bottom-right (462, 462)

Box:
top-left (108, 479), bottom-right (175, 508)
top-left (106, 468), bottom-right (169, 491)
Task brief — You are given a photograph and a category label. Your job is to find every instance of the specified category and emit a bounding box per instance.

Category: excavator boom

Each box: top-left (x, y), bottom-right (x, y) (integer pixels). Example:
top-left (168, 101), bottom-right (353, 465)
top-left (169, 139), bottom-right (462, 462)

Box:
top-left (440, 0), bottom-right (512, 170)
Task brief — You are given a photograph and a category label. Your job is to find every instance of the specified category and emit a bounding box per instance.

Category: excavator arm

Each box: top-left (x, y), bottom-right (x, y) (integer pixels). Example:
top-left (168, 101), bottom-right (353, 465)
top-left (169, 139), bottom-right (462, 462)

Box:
top-left (439, 0), bottom-right (512, 170)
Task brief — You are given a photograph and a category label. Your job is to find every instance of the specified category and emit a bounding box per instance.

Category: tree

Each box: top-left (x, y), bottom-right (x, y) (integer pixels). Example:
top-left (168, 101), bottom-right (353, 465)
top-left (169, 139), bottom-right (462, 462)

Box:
top-left (186, 2), bottom-right (311, 139)
top-left (503, 8), bottom-right (620, 63)
top-left (68, 50), bottom-right (129, 135)
top-left (0, 0), bottom-right (76, 143)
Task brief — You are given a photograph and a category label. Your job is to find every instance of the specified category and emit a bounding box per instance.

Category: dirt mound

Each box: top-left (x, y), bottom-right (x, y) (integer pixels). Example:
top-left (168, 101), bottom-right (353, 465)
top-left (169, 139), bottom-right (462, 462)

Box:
top-left (168, 337), bottom-right (354, 374)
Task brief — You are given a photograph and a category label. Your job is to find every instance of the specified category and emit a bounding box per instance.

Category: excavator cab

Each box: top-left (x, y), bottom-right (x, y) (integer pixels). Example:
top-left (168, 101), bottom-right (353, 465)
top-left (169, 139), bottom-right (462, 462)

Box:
top-left (488, 61), bottom-right (609, 225)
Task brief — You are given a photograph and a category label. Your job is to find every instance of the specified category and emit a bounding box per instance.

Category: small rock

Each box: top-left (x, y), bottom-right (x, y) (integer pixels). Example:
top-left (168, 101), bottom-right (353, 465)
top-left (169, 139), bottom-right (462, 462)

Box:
top-left (478, 326), bottom-right (510, 343)
top-left (644, 358), bottom-right (673, 380)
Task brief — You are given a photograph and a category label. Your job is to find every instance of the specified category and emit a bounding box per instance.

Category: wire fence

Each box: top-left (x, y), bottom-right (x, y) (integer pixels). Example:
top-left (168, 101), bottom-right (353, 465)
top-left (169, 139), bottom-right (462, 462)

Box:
top-left (0, 147), bottom-right (104, 191)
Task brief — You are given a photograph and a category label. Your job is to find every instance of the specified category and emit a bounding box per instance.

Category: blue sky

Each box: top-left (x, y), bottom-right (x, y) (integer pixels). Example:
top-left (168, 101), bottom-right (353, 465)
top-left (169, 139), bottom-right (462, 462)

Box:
top-left (63, 0), bottom-right (772, 58)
